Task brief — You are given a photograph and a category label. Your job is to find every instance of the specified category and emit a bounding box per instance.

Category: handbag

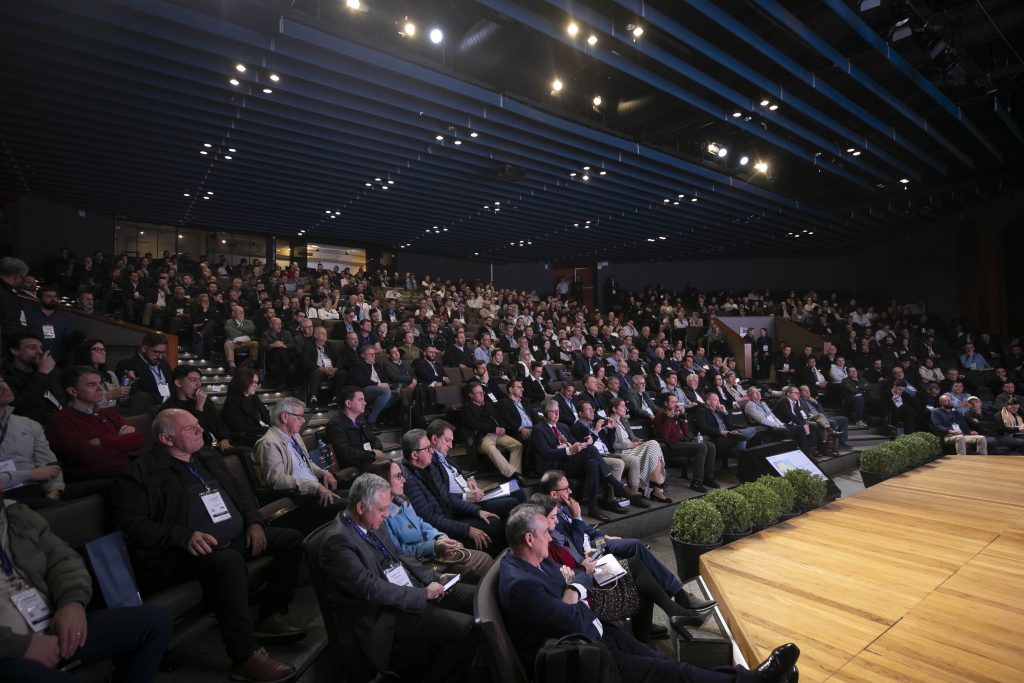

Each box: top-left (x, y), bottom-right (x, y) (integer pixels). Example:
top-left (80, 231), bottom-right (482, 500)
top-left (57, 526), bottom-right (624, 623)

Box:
top-left (84, 531), bottom-right (143, 609)
top-left (589, 564), bottom-right (640, 622)
top-left (534, 633), bottom-right (620, 683)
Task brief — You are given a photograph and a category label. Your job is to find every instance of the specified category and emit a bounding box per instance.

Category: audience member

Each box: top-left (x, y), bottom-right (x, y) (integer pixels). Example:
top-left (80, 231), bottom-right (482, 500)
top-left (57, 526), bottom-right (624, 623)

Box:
top-left (164, 365), bottom-right (232, 453)
top-left (299, 326), bottom-right (343, 408)
top-left (930, 395), bottom-right (988, 455)
top-left (223, 305), bottom-right (260, 370)
top-left (1, 332), bottom-right (59, 426)
top-left (114, 333), bottom-right (173, 412)
top-left (221, 367), bottom-right (272, 447)
top-left (607, 398), bottom-right (670, 502)
top-left (0, 376), bottom-right (66, 505)
top-left (324, 387), bottom-right (388, 472)
top-left (462, 382), bottom-right (524, 480)
top-left (24, 286), bottom-right (76, 365)
top-left (347, 345), bottom-right (399, 427)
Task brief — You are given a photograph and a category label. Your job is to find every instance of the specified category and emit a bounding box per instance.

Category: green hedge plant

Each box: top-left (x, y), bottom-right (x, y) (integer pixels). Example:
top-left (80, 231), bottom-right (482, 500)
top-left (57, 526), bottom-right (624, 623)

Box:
top-left (859, 443), bottom-right (901, 473)
top-left (784, 468), bottom-right (827, 507)
top-left (670, 498), bottom-right (724, 545)
top-left (735, 482), bottom-right (782, 526)
top-left (703, 488), bottom-right (753, 534)
top-left (756, 475), bottom-right (796, 514)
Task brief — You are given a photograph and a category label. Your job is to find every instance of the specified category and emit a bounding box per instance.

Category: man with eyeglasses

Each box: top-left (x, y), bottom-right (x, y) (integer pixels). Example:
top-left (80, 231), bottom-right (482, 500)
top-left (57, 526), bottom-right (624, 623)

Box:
top-left (114, 332), bottom-right (174, 412)
top-left (112, 409), bottom-right (306, 681)
top-left (253, 398), bottom-right (343, 528)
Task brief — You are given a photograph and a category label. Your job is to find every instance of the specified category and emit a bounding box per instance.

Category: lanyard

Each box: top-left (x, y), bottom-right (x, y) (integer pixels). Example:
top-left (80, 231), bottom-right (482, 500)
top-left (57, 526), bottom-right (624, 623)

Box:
top-left (0, 413), bottom-right (10, 448)
top-left (344, 514), bottom-right (394, 561)
top-left (183, 457), bottom-right (212, 492)
top-left (0, 545), bottom-right (13, 578)
top-left (290, 437), bottom-right (313, 472)
top-left (149, 364), bottom-right (164, 383)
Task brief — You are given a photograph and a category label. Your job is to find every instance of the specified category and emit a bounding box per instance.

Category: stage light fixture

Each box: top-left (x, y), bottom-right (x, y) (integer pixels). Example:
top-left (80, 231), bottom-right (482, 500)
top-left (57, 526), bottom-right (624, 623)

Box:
top-left (567, 22), bottom-right (579, 37)
top-left (551, 78), bottom-right (563, 92)
top-left (587, 34), bottom-right (598, 46)
top-left (754, 161), bottom-right (769, 173)
top-left (429, 28), bottom-right (443, 44)
top-left (739, 156), bottom-right (749, 166)
top-left (403, 22), bottom-right (416, 37)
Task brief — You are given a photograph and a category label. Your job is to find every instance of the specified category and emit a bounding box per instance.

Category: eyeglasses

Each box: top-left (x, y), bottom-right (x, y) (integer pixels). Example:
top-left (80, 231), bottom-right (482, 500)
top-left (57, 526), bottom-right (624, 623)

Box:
top-left (285, 412), bottom-right (307, 421)
top-left (553, 486), bottom-right (571, 493)
top-left (412, 446), bottom-right (432, 453)
top-left (91, 347), bottom-right (106, 352)
top-left (392, 472), bottom-right (406, 480)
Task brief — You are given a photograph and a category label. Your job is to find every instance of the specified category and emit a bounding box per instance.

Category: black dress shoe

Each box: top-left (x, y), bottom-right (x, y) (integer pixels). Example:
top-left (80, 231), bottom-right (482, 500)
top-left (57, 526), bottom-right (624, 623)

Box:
top-left (689, 480), bottom-right (708, 493)
top-left (647, 623), bottom-right (669, 639)
top-left (629, 494), bottom-right (652, 508)
top-left (599, 498), bottom-right (629, 514)
top-left (752, 643), bottom-right (800, 683)
top-left (703, 479), bottom-right (722, 488)
top-left (669, 613), bottom-right (706, 632)
top-left (587, 505), bottom-right (612, 523)
top-left (675, 591), bottom-right (717, 612)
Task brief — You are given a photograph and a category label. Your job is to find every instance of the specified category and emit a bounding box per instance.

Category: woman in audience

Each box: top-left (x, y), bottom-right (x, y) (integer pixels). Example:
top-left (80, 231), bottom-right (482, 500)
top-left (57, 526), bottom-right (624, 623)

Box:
top-left (996, 398), bottom-right (1024, 451)
top-left (368, 460), bottom-right (492, 583)
top-left (646, 360), bottom-right (667, 392)
top-left (487, 348), bottom-right (510, 381)
top-left (607, 398), bottom-right (670, 502)
top-left (317, 298), bottom-right (340, 320)
top-left (221, 366), bottom-right (272, 447)
top-left (73, 339), bottom-right (131, 409)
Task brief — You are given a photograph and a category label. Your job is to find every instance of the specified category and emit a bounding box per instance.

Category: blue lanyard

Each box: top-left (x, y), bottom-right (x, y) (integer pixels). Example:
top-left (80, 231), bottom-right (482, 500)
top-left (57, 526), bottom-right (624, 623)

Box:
top-left (183, 457), bottom-right (212, 491)
top-left (344, 514), bottom-right (394, 561)
top-left (0, 546), bottom-right (13, 578)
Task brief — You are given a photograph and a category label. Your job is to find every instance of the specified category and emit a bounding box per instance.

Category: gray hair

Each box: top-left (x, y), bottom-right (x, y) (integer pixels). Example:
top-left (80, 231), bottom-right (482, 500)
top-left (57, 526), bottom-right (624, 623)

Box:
top-left (270, 397), bottom-right (307, 426)
top-left (401, 428), bottom-right (428, 459)
top-left (0, 257), bottom-right (28, 279)
top-left (747, 386), bottom-right (760, 398)
top-left (346, 473), bottom-right (391, 514)
top-left (541, 398), bottom-right (559, 415)
top-left (506, 504), bottom-right (547, 548)
top-left (152, 408), bottom-right (186, 438)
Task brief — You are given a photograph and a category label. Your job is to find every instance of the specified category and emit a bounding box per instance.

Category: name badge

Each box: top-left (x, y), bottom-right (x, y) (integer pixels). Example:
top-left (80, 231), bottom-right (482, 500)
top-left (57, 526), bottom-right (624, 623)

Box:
top-left (597, 409), bottom-right (607, 418)
top-left (41, 324), bottom-right (56, 340)
top-left (454, 473), bottom-right (469, 490)
top-left (487, 393), bottom-right (497, 403)
top-left (200, 489), bottom-right (232, 524)
top-left (157, 382), bottom-right (171, 399)
top-left (11, 588), bottom-right (52, 632)
top-left (362, 442), bottom-right (373, 451)
top-left (259, 420), bottom-right (269, 427)
top-left (384, 562), bottom-right (413, 587)
top-left (762, 345), bottom-right (769, 352)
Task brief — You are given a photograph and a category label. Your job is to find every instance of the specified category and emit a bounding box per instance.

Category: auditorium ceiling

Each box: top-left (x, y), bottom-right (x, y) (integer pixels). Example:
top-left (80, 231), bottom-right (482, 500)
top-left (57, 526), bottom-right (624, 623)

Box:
top-left (1, 0), bottom-right (1022, 262)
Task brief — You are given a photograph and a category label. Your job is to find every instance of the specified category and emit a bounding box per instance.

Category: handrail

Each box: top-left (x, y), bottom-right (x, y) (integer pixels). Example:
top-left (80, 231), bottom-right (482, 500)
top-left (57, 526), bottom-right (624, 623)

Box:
top-left (711, 316), bottom-right (752, 378)
top-left (773, 316), bottom-right (828, 356)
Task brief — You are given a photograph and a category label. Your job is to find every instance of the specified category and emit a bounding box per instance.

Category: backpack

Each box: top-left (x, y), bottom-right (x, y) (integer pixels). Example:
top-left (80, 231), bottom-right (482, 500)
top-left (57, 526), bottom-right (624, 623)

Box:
top-left (534, 633), bottom-right (620, 683)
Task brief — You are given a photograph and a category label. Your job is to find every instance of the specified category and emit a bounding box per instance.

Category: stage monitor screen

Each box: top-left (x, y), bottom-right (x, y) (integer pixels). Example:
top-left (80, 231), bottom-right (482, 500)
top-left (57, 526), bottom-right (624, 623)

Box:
top-left (765, 449), bottom-right (828, 481)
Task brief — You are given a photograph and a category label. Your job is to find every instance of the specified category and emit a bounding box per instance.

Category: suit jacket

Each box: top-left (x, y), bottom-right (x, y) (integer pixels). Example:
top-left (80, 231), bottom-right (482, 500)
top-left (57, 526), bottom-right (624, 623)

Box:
top-left (461, 400), bottom-right (501, 439)
top-left (498, 554), bottom-right (598, 672)
top-left (412, 357), bottom-right (446, 384)
top-left (572, 356), bottom-right (599, 379)
top-left (380, 359), bottom-right (415, 389)
top-left (442, 345), bottom-right (474, 368)
top-left (497, 397), bottom-right (536, 434)
top-left (324, 415), bottom-right (383, 470)
top-left (522, 375), bottom-right (552, 404)
top-left (530, 421), bottom-right (582, 470)
top-left (319, 515), bottom-right (436, 672)
top-left (775, 398), bottom-right (809, 427)
top-left (554, 394), bottom-right (580, 426)
top-left (570, 419), bottom-right (613, 453)
top-left (400, 460), bottom-right (480, 540)
top-left (693, 404), bottom-right (730, 438)
top-left (348, 360), bottom-right (387, 389)
top-left (221, 393), bottom-right (271, 446)
top-left (300, 342), bottom-right (343, 377)
top-left (251, 426), bottom-right (326, 494)
top-left (114, 353), bottom-right (174, 404)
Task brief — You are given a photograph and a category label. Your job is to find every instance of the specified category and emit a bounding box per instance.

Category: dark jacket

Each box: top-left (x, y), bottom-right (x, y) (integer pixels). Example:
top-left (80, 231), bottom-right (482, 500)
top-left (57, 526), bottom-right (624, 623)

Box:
top-left (522, 375), bottom-right (552, 404)
top-left (461, 400), bottom-right (501, 439)
top-left (114, 353), bottom-right (174, 405)
top-left (221, 392), bottom-right (271, 446)
top-left (380, 359), bottom-right (416, 389)
top-left (110, 446), bottom-right (261, 591)
top-left (400, 459), bottom-right (480, 541)
top-left (0, 359), bottom-right (59, 425)
top-left (324, 414), bottom-right (382, 470)
top-left (497, 397), bottom-right (537, 434)
top-left (300, 342), bottom-right (343, 377)
top-left (348, 360), bottom-right (388, 389)
top-left (164, 395), bottom-right (230, 445)
top-left (412, 357), bottom-right (446, 385)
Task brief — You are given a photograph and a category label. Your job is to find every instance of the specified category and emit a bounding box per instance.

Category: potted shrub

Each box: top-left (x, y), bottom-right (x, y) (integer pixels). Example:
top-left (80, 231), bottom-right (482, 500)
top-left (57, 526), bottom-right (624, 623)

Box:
top-left (859, 443), bottom-right (901, 487)
top-left (704, 488), bottom-right (753, 542)
top-left (902, 432), bottom-right (942, 462)
top-left (887, 438), bottom-right (918, 470)
top-left (784, 468), bottom-right (827, 510)
top-left (735, 482), bottom-right (782, 530)
top-left (756, 475), bottom-right (798, 520)
top-left (902, 434), bottom-right (929, 467)
top-left (670, 498), bottom-right (724, 581)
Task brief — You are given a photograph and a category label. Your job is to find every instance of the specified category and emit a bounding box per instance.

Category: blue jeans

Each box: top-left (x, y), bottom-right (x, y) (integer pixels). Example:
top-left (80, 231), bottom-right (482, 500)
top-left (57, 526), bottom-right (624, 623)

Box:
top-left (731, 426), bottom-right (758, 451)
top-left (828, 415), bottom-right (850, 445)
top-left (362, 385), bottom-right (398, 423)
top-left (606, 537), bottom-right (682, 597)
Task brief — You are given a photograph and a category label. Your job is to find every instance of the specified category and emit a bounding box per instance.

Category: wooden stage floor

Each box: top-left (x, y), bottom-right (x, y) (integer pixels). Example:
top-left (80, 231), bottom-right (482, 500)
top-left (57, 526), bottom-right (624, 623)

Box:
top-left (700, 456), bottom-right (1024, 682)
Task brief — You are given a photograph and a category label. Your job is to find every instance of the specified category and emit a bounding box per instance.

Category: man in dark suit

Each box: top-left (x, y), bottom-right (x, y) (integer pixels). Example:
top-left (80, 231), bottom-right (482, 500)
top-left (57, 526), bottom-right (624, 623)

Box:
top-left (401, 428), bottom-right (506, 554)
top-left (523, 361), bottom-right (553, 404)
top-left (462, 383), bottom-right (524, 479)
top-left (412, 345), bottom-right (448, 387)
top-left (498, 505), bottom-right (800, 683)
top-left (317, 472), bottom-right (478, 683)
top-left (441, 329), bottom-right (474, 368)
top-left (299, 326), bottom-right (344, 408)
top-left (799, 357), bottom-right (829, 399)
top-left (347, 345), bottom-right (399, 427)
top-left (529, 399), bottom-right (628, 522)
top-left (554, 382), bottom-right (581, 426)
top-left (426, 419), bottom-right (522, 519)
top-left (114, 332), bottom-right (174, 413)
top-left (260, 316), bottom-right (295, 389)
top-left (774, 386), bottom-right (817, 457)
top-left (573, 344), bottom-right (600, 379)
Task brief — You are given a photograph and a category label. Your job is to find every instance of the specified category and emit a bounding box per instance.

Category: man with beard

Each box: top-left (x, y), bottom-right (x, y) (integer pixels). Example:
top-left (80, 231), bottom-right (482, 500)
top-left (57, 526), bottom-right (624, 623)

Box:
top-left (25, 286), bottom-right (76, 366)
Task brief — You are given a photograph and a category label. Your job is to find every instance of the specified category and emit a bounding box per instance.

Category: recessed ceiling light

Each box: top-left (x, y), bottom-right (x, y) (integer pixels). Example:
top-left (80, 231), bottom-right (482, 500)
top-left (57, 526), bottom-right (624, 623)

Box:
top-left (229, 78), bottom-right (239, 86)
top-left (551, 78), bottom-right (563, 92)
top-left (403, 22), bottom-right (416, 37)
top-left (269, 73), bottom-right (280, 82)
top-left (732, 111), bottom-right (742, 118)
top-left (754, 161), bottom-right (769, 173)
top-left (429, 28), bottom-right (443, 44)
top-left (454, 140), bottom-right (462, 145)
top-left (375, 177), bottom-right (382, 182)
top-left (760, 99), bottom-right (770, 106)
top-left (224, 155), bottom-right (232, 160)
top-left (221, 239), bottom-right (227, 244)
top-left (443, 228), bottom-right (448, 231)
top-left (599, 170), bottom-right (606, 175)
top-left (200, 150), bottom-right (208, 155)
top-left (691, 197), bottom-right (698, 202)
top-left (262, 88), bottom-right (273, 94)
top-left (587, 34), bottom-right (598, 46)
top-left (663, 199), bottom-right (670, 203)
top-left (581, 175), bottom-right (589, 181)
top-left (139, 231), bottom-right (144, 235)
top-left (207, 191), bottom-right (214, 195)
top-left (846, 147), bottom-right (856, 153)
top-left (631, 24), bottom-right (644, 38)
top-left (739, 155), bottom-right (749, 166)
top-left (325, 210), bottom-right (331, 214)
top-left (852, 150), bottom-right (862, 156)
top-left (365, 182), bottom-right (372, 187)
top-left (474, 252), bottom-right (479, 255)
top-left (381, 186), bottom-right (389, 190)
top-left (178, 234), bottom-right (183, 238)
top-left (435, 135), bottom-right (444, 141)
top-left (673, 201), bottom-right (679, 205)
top-left (203, 196), bottom-right (210, 200)
top-left (183, 193), bottom-right (190, 197)
top-left (203, 143), bottom-right (212, 148)
top-left (228, 148), bottom-right (236, 153)
top-left (570, 172), bottom-right (577, 177)
top-left (235, 64), bottom-right (246, 73)
top-left (582, 166), bottom-right (590, 171)
top-left (387, 180), bottom-right (394, 184)
top-left (647, 238), bottom-right (656, 242)
top-left (567, 22), bottom-right (579, 37)
top-left (899, 178), bottom-right (910, 184)
top-left (768, 104), bottom-right (779, 111)
top-left (470, 132), bottom-right (479, 138)
top-left (658, 236), bottom-right (667, 240)
top-left (678, 194), bottom-right (685, 198)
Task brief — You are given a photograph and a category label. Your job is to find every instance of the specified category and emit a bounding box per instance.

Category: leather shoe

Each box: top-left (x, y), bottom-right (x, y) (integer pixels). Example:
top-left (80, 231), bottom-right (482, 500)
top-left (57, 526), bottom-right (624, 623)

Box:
top-left (229, 648), bottom-right (295, 683)
top-left (752, 643), bottom-right (800, 683)
top-left (675, 591), bottom-right (717, 611)
top-left (689, 480), bottom-right (708, 493)
top-left (253, 615), bottom-right (308, 643)
top-left (629, 493), bottom-right (652, 508)
top-left (587, 505), bottom-right (612, 523)
top-left (599, 498), bottom-right (629, 514)
top-left (647, 623), bottom-right (669, 639)
top-left (669, 613), bottom-right (707, 632)
top-left (704, 479), bottom-right (722, 488)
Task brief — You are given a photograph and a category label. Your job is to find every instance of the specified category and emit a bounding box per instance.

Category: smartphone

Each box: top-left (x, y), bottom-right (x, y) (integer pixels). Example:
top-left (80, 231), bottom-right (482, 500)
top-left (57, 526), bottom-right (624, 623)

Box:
top-left (442, 574), bottom-right (461, 592)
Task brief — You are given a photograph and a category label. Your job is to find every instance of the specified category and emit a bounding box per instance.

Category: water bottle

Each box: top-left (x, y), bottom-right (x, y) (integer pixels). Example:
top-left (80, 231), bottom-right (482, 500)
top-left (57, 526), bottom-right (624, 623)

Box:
top-left (696, 433), bottom-right (704, 443)
top-left (121, 376), bottom-right (132, 387)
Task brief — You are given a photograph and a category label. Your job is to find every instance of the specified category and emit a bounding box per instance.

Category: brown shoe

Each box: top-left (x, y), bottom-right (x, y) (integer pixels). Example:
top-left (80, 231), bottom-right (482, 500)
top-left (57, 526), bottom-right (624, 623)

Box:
top-left (229, 648), bottom-right (295, 682)
top-left (586, 505), bottom-right (612, 523)
top-left (253, 615), bottom-right (308, 643)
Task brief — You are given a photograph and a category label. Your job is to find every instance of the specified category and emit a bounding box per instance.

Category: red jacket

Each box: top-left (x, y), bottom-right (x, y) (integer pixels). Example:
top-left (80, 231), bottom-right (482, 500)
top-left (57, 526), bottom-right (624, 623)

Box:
top-left (45, 406), bottom-right (144, 480)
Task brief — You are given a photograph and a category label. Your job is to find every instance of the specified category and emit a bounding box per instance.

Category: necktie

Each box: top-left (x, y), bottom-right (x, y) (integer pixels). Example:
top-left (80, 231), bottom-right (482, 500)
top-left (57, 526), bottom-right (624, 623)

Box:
top-left (552, 424), bottom-right (567, 445)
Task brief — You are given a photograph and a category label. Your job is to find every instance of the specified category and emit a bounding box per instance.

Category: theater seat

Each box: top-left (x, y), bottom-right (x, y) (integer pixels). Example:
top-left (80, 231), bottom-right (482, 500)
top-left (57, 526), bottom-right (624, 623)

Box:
top-left (474, 550), bottom-right (528, 683)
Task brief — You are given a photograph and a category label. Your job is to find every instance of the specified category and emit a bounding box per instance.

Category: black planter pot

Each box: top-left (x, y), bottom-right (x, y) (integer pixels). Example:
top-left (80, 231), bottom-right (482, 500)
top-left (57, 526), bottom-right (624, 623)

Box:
top-left (778, 510), bottom-right (802, 521)
top-left (670, 535), bottom-right (724, 582)
top-left (721, 529), bottom-right (753, 544)
top-left (860, 469), bottom-right (896, 488)
top-left (752, 521), bottom-right (776, 532)
top-left (795, 503), bottom-right (819, 513)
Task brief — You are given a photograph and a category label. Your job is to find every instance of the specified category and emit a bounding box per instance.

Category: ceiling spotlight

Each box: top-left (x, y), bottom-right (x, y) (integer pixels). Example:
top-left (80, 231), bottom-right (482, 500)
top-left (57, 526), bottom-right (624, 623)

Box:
top-left (269, 74), bottom-right (280, 82)
top-left (663, 199), bottom-right (670, 203)
top-left (732, 111), bottom-right (742, 118)
top-left (569, 172), bottom-right (577, 177)
top-left (852, 150), bottom-right (862, 156)
top-left (183, 193), bottom-right (190, 197)
top-left (647, 238), bottom-right (656, 242)
top-left (846, 147), bottom-right (856, 153)
top-left (592, 95), bottom-right (602, 107)
top-left (754, 161), bottom-right (769, 173)
top-left (228, 148), bottom-right (236, 153)
top-left (582, 166), bottom-right (590, 171)
top-left (581, 175), bottom-right (589, 181)
top-left (678, 194), bottom-right (685, 198)
top-left (203, 143), bottom-right (212, 148)
top-left (707, 142), bottom-right (726, 157)
top-left (200, 150), bottom-right (208, 155)
top-left (207, 191), bottom-right (213, 195)
top-left (325, 210), bottom-right (331, 214)
top-left (470, 132), bottom-right (478, 138)
top-left (899, 178), bottom-right (910, 184)
top-left (203, 196), bottom-right (210, 200)
top-left (365, 182), bottom-right (372, 187)
top-left (178, 234), bottom-right (184, 239)
top-left (691, 197), bottom-right (698, 202)
top-left (235, 64), bottom-right (246, 73)
top-left (739, 155), bottom-right (749, 166)
top-left (346, 0), bottom-right (360, 8)
top-left (387, 180), bottom-right (394, 184)
top-left (587, 34), bottom-right (598, 46)
top-left (229, 78), bottom-right (239, 86)
top-left (567, 22), bottom-right (579, 37)
top-left (768, 104), bottom-right (779, 111)
top-left (454, 140), bottom-right (462, 145)
top-left (717, 147), bottom-right (728, 158)
top-left (435, 135), bottom-right (444, 141)
top-left (551, 78), bottom-right (563, 92)
top-left (474, 252), bottom-right (479, 256)
top-left (221, 239), bottom-right (226, 244)
top-left (760, 99), bottom-right (770, 106)
top-left (429, 28), bottom-right (443, 44)
top-left (224, 155), bottom-right (232, 160)
top-left (375, 177), bottom-right (381, 182)
top-left (628, 24), bottom-right (644, 38)
top-left (403, 21), bottom-right (416, 37)
top-left (599, 170), bottom-right (606, 175)
top-left (262, 88), bottom-right (273, 94)
top-left (139, 231), bottom-right (144, 235)
top-left (658, 236), bottom-right (667, 240)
